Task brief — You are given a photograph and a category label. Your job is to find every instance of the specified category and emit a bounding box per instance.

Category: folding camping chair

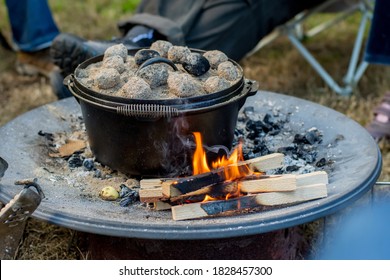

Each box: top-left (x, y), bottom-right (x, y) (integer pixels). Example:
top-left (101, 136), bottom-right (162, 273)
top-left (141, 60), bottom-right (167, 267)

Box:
top-left (247, 0), bottom-right (374, 96)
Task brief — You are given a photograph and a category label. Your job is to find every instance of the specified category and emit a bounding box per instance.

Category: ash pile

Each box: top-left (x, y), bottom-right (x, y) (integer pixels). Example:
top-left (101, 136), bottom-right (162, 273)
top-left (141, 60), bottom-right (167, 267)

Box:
top-left (234, 106), bottom-right (335, 175)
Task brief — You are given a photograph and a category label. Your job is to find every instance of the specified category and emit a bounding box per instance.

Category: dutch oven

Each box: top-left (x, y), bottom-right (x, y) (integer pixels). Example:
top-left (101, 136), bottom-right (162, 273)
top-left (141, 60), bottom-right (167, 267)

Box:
top-left (66, 48), bottom-right (258, 177)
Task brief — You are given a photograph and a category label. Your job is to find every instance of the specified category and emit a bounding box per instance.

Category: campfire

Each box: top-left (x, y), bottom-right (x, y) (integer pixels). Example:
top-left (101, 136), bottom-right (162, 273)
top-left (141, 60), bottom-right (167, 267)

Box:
top-left (139, 132), bottom-right (328, 220)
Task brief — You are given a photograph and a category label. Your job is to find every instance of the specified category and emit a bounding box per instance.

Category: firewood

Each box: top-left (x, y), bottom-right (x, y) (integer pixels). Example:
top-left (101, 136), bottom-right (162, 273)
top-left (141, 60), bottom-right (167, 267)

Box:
top-left (245, 153), bottom-right (284, 172)
top-left (240, 171), bottom-right (328, 193)
top-left (163, 153), bottom-right (284, 197)
top-left (139, 187), bottom-right (165, 203)
top-left (140, 178), bottom-right (173, 189)
top-left (153, 201), bottom-right (172, 210)
top-left (240, 174), bottom-right (296, 193)
top-left (171, 183), bottom-right (328, 221)
top-left (169, 181), bottom-right (238, 204)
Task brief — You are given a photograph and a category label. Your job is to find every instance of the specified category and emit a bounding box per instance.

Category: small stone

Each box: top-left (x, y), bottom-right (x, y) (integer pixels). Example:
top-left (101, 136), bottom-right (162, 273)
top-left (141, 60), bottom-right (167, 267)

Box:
top-left (167, 72), bottom-right (205, 97)
top-left (103, 44), bottom-right (128, 62)
top-left (82, 158), bottom-right (94, 171)
top-left (93, 169), bottom-right (102, 178)
top-left (217, 61), bottom-right (241, 81)
top-left (96, 68), bottom-right (120, 89)
top-left (150, 40), bottom-right (173, 58)
top-left (103, 55), bottom-right (126, 73)
top-left (99, 186), bottom-right (119, 201)
top-left (167, 46), bottom-right (191, 64)
top-left (137, 63), bottom-right (169, 89)
top-left (117, 76), bottom-right (152, 99)
top-left (203, 50), bottom-right (228, 69)
top-left (134, 49), bottom-right (160, 66)
top-left (119, 184), bottom-right (132, 198)
top-left (68, 154), bottom-right (83, 168)
top-left (182, 53), bottom-right (210, 76)
top-left (203, 76), bottom-right (230, 93)
top-left (119, 192), bottom-right (139, 207)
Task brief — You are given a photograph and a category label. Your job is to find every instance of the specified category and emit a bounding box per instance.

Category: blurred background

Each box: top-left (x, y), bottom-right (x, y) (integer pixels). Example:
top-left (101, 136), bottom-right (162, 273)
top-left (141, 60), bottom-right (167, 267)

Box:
top-left (0, 0), bottom-right (389, 259)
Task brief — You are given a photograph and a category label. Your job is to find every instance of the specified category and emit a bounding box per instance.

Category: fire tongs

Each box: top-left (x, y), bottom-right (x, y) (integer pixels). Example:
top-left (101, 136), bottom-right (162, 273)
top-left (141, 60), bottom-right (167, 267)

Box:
top-left (0, 157), bottom-right (45, 259)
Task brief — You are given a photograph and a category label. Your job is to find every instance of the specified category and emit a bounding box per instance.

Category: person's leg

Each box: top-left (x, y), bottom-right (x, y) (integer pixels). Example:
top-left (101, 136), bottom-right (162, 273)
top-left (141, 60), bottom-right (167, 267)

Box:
top-left (183, 0), bottom-right (327, 61)
top-left (364, 0), bottom-right (390, 65)
top-left (364, 0), bottom-right (390, 140)
top-left (6, 0), bottom-right (59, 52)
top-left (120, 0), bottom-right (326, 61)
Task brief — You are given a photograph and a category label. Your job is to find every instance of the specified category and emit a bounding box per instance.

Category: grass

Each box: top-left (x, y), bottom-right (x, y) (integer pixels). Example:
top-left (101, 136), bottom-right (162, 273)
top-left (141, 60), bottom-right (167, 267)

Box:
top-left (1, 0), bottom-right (390, 259)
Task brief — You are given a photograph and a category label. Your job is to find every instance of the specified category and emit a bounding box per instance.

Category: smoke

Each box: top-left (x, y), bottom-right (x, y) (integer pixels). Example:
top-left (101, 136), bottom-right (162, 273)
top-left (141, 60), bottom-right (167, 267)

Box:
top-left (153, 115), bottom-right (232, 177)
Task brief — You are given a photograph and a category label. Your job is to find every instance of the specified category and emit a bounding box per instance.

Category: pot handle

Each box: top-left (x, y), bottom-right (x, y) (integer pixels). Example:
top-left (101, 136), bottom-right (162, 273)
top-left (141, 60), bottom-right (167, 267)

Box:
top-left (65, 74), bottom-right (81, 104)
top-left (116, 103), bottom-right (180, 118)
top-left (136, 57), bottom-right (178, 74)
top-left (245, 79), bottom-right (259, 97)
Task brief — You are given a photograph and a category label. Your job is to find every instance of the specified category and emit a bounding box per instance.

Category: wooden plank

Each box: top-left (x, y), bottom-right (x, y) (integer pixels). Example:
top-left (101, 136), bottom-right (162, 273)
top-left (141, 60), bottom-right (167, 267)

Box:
top-left (246, 153), bottom-right (284, 171)
top-left (240, 174), bottom-right (296, 193)
top-left (296, 171), bottom-right (328, 186)
top-left (140, 178), bottom-right (173, 189)
top-left (172, 183), bottom-right (327, 220)
top-left (153, 201), bottom-right (172, 210)
top-left (240, 171), bottom-right (328, 193)
top-left (139, 187), bottom-right (163, 203)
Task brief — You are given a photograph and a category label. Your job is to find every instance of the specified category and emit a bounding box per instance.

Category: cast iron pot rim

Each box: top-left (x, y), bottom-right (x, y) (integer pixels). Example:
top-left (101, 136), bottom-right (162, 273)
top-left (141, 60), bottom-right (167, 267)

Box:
top-left (72, 47), bottom-right (245, 106)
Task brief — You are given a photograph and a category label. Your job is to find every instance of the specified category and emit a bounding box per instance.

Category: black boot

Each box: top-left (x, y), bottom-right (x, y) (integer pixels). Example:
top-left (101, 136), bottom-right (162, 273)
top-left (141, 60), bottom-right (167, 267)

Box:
top-left (50, 26), bottom-right (155, 77)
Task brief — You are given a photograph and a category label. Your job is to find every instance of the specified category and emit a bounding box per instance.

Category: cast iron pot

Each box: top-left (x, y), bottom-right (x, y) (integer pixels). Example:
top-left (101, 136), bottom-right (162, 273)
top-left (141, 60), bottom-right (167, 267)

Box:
top-left (67, 49), bottom-right (258, 177)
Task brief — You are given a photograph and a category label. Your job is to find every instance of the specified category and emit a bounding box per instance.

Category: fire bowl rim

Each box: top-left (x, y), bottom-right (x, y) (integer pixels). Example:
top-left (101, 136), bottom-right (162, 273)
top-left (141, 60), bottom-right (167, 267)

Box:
top-left (0, 91), bottom-right (382, 240)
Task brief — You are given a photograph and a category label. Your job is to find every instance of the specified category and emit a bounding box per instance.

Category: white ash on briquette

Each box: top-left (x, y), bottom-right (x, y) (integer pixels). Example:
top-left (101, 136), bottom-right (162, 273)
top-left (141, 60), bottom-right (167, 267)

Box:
top-left (75, 41), bottom-right (241, 99)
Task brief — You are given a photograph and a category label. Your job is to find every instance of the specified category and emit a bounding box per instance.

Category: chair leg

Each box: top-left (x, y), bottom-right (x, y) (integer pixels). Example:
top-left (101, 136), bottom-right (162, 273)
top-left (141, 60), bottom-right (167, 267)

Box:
top-left (285, 0), bottom-right (372, 96)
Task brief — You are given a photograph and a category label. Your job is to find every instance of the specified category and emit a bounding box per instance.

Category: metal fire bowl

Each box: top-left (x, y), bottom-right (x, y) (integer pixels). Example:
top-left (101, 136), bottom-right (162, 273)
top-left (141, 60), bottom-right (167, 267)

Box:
top-left (0, 91), bottom-right (382, 240)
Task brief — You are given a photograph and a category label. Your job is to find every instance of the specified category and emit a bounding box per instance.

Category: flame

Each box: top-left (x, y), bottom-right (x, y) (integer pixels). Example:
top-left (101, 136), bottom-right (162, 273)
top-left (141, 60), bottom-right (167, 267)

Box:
top-left (202, 194), bottom-right (218, 202)
top-left (192, 132), bottom-right (211, 175)
top-left (191, 132), bottom-right (253, 202)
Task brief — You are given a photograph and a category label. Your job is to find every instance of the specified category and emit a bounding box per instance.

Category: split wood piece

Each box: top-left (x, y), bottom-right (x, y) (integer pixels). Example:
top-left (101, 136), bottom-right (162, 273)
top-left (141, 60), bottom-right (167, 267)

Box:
top-left (245, 153), bottom-right (284, 172)
top-left (140, 178), bottom-right (174, 189)
top-left (139, 178), bottom-right (174, 203)
top-left (153, 201), bottom-right (172, 211)
top-left (171, 183), bottom-right (328, 221)
top-left (163, 153), bottom-right (284, 197)
top-left (139, 187), bottom-right (165, 203)
top-left (240, 171), bottom-right (328, 193)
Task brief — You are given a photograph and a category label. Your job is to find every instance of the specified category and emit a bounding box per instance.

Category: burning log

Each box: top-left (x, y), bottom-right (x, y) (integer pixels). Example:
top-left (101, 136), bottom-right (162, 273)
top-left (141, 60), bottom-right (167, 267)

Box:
top-left (171, 183), bottom-right (328, 221)
top-left (162, 153), bottom-right (284, 197)
top-left (170, 171), bottom-right (327, 205)
top-left (169, 181), bottom-right (239, 204)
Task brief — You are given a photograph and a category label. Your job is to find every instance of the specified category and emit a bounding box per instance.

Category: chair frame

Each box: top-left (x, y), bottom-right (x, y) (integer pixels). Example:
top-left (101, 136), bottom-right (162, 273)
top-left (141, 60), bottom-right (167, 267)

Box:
top-left (247, 0), bottom-right (374, 96)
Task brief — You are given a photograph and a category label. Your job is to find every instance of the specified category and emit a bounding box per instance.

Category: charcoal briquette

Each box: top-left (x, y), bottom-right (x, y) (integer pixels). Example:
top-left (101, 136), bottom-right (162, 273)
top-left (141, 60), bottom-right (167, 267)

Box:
top-left (68, 154), bottom-right (83, 168)
top-left (286, 165), bottom-right (300, 172)
top-left (315, 158), bottom-right (327, 167)
top-left (134, 49), bottom-right (160, 65)
top-left (82, 158), bottom-right (94, 171)
top-left (183, 53), bottom-right (210, 76)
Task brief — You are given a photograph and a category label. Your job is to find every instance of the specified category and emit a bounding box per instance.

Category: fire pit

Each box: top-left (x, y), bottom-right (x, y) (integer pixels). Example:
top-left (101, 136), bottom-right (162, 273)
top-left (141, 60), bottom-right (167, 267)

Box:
top-left (0, 91), bottom-right (381, 243)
